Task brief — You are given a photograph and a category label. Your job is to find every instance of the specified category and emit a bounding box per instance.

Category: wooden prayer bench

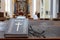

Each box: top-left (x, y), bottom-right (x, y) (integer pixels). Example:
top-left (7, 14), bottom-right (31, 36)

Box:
top-left (0, 12), bottom-right (6, 21)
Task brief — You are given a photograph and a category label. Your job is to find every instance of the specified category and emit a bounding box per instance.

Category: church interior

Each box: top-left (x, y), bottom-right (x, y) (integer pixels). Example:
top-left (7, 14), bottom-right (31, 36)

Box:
top-left (0, 0), bottom-right (60, 39)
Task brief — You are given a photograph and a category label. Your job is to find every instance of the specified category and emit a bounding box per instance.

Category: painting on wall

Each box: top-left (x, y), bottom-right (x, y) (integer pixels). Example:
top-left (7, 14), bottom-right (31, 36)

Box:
top-left (15, 0), bottom-right (28, 14)
top-left (0, 0), bottom-right (1, 8)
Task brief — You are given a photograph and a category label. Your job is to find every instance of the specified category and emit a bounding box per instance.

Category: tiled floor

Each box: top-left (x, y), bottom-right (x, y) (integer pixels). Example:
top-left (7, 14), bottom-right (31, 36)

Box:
top-left (0, 20), bottom-right (60, 38)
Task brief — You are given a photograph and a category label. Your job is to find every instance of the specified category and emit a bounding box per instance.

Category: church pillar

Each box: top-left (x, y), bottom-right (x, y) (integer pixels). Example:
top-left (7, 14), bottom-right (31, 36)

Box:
top-left (53, 0), bottom-right (57, 18)
top-left (28, 0), bottom-right (36, 18)
top-left (40, 0), bottom-right (45, 18)
top-left (32, 0), bottom-right (36, 15)
top-left (36, 0), bottom-right (40, 13)
top-left (5, 0), bottom-right (11, 17)
top-left (32, 0), bottom-right (38, 19)
top-left (10, 0), bottom-right (14, 18)
top-left (5, 0), bottom-right (14, 18)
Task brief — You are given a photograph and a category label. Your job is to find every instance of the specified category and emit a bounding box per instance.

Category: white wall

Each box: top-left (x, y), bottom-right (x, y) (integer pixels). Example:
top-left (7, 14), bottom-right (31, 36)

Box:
top-left (0, 0), bottom-right (5, 12)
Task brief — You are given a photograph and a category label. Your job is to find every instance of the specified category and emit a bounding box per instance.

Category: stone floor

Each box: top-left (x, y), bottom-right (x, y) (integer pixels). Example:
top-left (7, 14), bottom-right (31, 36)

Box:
top-left (0, 20), bottom-right (60, 38)
top-left (29, 20), bottom-right (60, 38)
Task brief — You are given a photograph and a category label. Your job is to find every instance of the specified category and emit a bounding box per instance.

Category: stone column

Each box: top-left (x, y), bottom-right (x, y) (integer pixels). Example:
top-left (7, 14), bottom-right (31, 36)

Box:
top-left (53, 0), bottom-right (57, 18)
top-left (5, 0), bottom-right (14, 18)
top-left (10, 0), bottom-right (14, 18)
top-left (40, 0), bottom-right (45, 19)
top-left (28, 0), bottom-right (36, 18)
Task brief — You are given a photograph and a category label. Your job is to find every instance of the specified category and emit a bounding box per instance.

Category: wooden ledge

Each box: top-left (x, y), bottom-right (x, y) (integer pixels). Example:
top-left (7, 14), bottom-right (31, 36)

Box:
top-left (52, 18), bottom-right (60, 21)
